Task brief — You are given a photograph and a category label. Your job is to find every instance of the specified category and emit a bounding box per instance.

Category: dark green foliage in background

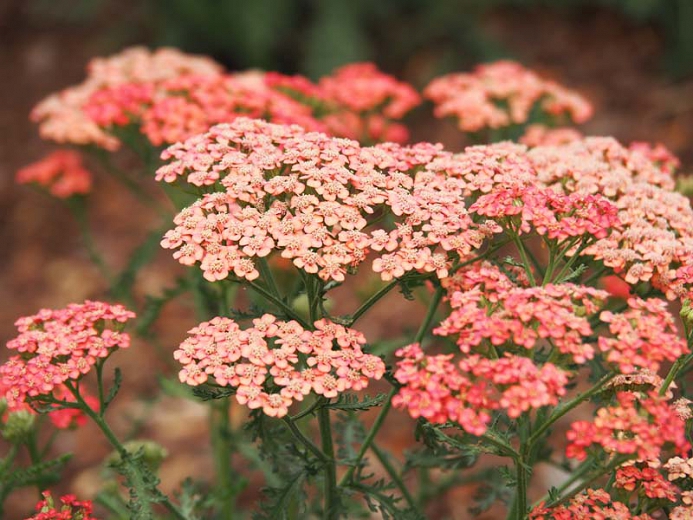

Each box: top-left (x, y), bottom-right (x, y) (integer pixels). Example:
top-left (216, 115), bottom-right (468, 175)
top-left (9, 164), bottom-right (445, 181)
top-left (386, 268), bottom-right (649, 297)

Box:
top-left (17, 0), bottom-right (693, 78)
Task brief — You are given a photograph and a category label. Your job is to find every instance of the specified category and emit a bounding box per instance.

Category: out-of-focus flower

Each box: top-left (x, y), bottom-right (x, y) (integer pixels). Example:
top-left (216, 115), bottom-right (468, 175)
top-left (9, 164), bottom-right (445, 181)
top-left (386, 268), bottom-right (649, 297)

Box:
top-left (26, 491), bottom-right (97, 520)
top-left (425, 61), bottom-right (592, 133)
top-left (31, 46), bottom-right (223, 150)
top-left (16, 150), bottom-right (92, 198)
top-left (520, 124), bottom-right (583, 147)
top-left (530, 488), bottom-right (653, 519)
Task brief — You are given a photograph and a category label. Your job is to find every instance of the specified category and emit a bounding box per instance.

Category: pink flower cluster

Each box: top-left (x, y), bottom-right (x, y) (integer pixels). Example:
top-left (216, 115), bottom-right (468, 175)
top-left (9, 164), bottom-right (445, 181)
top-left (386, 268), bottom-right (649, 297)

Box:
top-left (530, 488), bottom-right (652, 520)
top-left (31, 46), bottom-right (222, 150)
top-left (79, 60), bottom-right (419, 148)
top-left (393, 343), bottom-right (569, 435)
top-left (0, 301), bottom-right (134, 409)
top-left (27, 491), bottom-right (96, 520)
top-left (174, 315), bottom-right (385, 418)
top-left (16, 150), bottom-right (92, 198)
top-left (158, 118), bottom-right (490, 283)
top-left (435, 264), bottom-right (607, 364)
top-left (527, 136), bottom-right (693, 299)
top-left (598, 297), bottom-right (688, 374)
top-left (520, 124), bottom-right (583, 147)
top-left (83, 72), bottom-right (327, 147)
top-left (566, 391), bottom-right (690, 462)
top-left (424, 60), bottom-right (593, 132)
top-left (614, 463), bottom-right (678, 501)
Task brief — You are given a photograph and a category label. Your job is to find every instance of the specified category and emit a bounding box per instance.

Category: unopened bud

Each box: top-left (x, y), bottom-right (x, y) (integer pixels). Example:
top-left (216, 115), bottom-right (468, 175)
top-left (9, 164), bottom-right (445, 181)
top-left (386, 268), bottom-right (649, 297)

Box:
top-left (107, 440), bottom-right (168, 471)
top-left (2, 410), bottom-right (35, 443)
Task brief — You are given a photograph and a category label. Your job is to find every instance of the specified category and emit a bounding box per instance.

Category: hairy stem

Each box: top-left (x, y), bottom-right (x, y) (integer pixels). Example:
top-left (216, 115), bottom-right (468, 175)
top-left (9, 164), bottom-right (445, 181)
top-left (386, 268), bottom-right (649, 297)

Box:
top-left (318, 407), bottom-right (338, 520)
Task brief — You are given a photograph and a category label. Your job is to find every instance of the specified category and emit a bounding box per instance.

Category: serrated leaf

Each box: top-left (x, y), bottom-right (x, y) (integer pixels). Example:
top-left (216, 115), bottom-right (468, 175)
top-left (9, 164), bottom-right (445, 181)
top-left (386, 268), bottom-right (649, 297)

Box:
top-left (253, 471), bottom-right (307, 520)
top-left (325, 393), bottom-right (386, 412)
top-left (0, 453), bottom-right (72, 488)
top-left (555, 263), bottom-right (588, 284)
top-left (192, 385), bottom-right (236, 401)
top-left (104, 367), bottom-right (122, 409)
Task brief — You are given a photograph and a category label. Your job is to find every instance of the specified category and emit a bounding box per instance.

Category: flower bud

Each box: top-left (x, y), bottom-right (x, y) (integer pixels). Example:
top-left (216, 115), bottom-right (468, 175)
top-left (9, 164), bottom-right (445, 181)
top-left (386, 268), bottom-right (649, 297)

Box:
top-left (2, 410), bottom-right (35, 443)
top-left (681, 299), bottom-right (693, 326)
top-left (107, 440), bottom-right (168, 471)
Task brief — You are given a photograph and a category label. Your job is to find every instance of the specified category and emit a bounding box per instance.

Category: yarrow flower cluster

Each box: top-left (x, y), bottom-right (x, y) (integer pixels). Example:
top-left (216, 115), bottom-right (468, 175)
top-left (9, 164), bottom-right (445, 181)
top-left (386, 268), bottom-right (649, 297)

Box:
top-left (83, 72), bottom-right (328, 147)
top-left (26, 491), bottom-right (96, 520)
top-left (530, 488), bottom-right (652, 520)
top-left (0, 301), bottom-right (134, 409)
top-left (566, 391), bottom-right (690, 462)
top-left (158, 117), bottom-right (491, 283)
top-left (437, 263), bottom-right (607, 364)
top-left (39, 50), bottom-right (419, 151)
top-left (15, 150), bottom-right (92, 198)
top-left (174, 315), bottom-right (385, 418)
top-left (393, 343), bottom-right (569, 435)
top-left (598, 297), bottom-right (688, 374)
top-left (424, 60), bottom-right (593, 132)
top-left (31, 46), bottom-right (223, 150)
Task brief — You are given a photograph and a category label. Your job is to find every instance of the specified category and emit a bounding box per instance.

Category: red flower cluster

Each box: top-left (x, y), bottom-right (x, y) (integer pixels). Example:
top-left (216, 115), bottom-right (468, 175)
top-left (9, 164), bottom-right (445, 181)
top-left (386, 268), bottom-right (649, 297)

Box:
top-left (16, 150), bottom-right (92, 198)
top-left (80, 60), bottom-right (419, 147)
top-left (0, 301), bottom-right (134, 409)
top-left (598, 297), bottom-right (688, 374)
top-left (26, 491), bottom-right (96, 520)
top-left (174, 315), bottom-right (385, 417)
top-left (435, 264), bottom-right (607, 364)
top-left (393, 343), bottom-right (569, 435)
top-left (425, 60), bottom-right (592, 132)
top-left (31, 46), bottom-right (222, 150)
top-left (566, 391), bottom-right (690, 462)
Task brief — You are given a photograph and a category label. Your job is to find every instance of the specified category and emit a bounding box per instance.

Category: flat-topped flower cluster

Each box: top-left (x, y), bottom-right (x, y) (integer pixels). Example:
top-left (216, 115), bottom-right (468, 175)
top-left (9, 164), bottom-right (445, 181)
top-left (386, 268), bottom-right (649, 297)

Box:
top-left (425, 60), bottom-right (593, 132)
top-left (32, 47), bottom-right (420, 151)
top-left (0, 301), bottom-right (134, 410)
top-left (174, 315), bottom-right (385, 417)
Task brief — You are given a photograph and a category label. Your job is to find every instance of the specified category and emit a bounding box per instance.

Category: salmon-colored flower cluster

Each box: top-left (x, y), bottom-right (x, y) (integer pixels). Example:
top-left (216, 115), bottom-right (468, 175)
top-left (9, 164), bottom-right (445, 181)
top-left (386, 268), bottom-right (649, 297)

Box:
top-left (424, 60), bottom-right (592, 132)
top-left (27, 491), bottom-right (96, 520)
top-left (393, 344), bottom-right (569, 435)
top-left (520, 124), bottom-right (583, 147)
top-left (81, 60), bottom-right (419, 148)
top-left (598, 297), bottom-right (688, 374)
top-left (174, 315), bottom-right (385, 418)
top-left (16, 150), bottom-right (92, 198)
top-left (84, 72), bottom-right (327, 147)
top-left (31, 46), bottom-right (222, 150)
top-left (527, 136), bottom-right (693, 298)
top-left (158, 118), bottom-right (489, 283)
top-left (0, 301), bottom-right (134, 410)
top-left (435, 264), bottom-right (607, 364)
top-left (566, 391), bottom-right (690, 462)
top-left (614, 463), bottom-right (679, 501)
top-left (530, 488), bottom-right (652, 520)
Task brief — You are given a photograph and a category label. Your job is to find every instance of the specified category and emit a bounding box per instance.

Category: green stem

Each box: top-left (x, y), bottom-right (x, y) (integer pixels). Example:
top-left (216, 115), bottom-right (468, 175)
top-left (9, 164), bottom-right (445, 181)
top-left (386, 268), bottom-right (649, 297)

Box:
top-left (370, 442), bottom-right (419, 512)
top-left (527, 373), bottom-right (615, 447)
top-left (338, 386), bottom-right (396, 487)
top-left (660, 353), bottom-right (693, 396)
top-left (348, 280), bottom-right (399, 326)
top-left (247, 280), bottom-right (311, 328)
top-left (510, 231), bottom-right (537, 286)
top-left (318, 407), bottom-right (338, 520)
top-left (66, 197), bottom-right (116, 286)
top-left (64, 381), bottom-right (187, 520)
top-left (340, 286), bottom-right (445, 487)
top-left (96, 153), bottom-right (170, 218)
top-left (211, 399), bottom-right (236, 519)
top-left (282, 417), bottom-right (328, 463)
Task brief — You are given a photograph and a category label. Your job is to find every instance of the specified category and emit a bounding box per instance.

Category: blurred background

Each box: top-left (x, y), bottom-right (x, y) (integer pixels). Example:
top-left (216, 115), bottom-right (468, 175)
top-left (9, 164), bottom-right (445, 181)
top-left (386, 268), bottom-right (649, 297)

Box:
top-left (1, 0), bottom-right (693, 517)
